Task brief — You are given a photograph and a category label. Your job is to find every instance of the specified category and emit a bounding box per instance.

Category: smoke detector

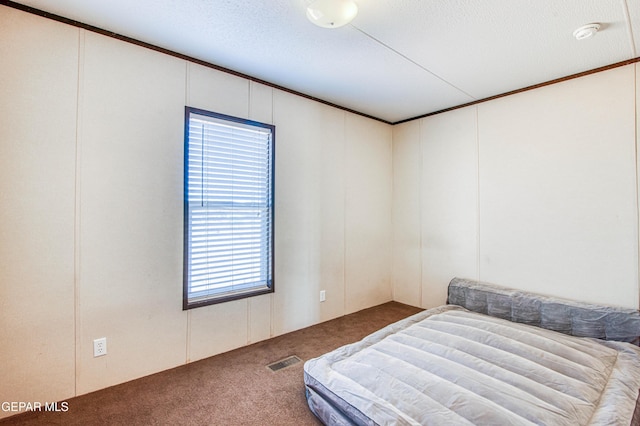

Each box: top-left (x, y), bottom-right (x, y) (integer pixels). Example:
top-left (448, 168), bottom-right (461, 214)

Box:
top-left (573, 23), bottom-right (600, 40)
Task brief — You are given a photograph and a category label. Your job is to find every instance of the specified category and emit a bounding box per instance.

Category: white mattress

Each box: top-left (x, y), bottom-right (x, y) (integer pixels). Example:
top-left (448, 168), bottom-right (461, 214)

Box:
top-left (304, 305), bottom-right (640, 425)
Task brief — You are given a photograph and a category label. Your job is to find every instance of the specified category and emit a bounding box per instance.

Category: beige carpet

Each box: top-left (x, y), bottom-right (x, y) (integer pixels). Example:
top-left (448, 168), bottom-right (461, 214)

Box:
top-left (1, 302), bottom-right (422, 426)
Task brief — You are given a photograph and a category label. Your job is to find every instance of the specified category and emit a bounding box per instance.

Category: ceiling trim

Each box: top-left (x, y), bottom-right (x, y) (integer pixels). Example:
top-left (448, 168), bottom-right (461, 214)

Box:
top-left (3, 0), bottom-right (639, 126)
top-left (1, 0), bottom-right (393, 125)
top-left (394, 56), bottom-right (640, 125)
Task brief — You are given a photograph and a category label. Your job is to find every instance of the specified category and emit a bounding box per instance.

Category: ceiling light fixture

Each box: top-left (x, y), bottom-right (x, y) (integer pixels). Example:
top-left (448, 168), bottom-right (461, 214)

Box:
top-left (306, 0), bottom-right (358, 29)
top-left (573, 23), bottom-right (600, 40)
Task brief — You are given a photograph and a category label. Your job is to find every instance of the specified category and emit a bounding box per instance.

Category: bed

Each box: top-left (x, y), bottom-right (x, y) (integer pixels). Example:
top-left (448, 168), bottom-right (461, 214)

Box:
top-left (303, 278), bottom-right (640, 425)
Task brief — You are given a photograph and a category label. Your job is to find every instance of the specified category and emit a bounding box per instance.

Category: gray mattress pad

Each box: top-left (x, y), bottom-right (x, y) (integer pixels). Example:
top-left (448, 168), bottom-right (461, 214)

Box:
top-left (304, 278), bottom-right (640, 425)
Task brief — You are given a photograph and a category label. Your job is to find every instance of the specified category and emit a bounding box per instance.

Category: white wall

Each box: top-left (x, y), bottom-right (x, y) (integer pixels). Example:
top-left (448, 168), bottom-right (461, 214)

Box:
top-left (345, 115), bottom-right (393, 313)
top-left (0, 7), bottom-right (393, 417)
top-left (393, 64), bottom-right (640, 309)
top-left (0, 7), bottom-right (78, 409)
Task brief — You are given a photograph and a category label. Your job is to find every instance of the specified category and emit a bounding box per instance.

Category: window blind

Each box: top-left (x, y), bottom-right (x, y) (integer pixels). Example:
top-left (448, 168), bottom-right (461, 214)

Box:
top-left (184, 108), bottom-right (274, 308)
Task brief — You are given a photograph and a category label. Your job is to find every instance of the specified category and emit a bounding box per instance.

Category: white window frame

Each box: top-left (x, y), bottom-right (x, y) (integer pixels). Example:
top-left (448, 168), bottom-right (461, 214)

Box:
top-left (183, 107), bottom-right (275, 309)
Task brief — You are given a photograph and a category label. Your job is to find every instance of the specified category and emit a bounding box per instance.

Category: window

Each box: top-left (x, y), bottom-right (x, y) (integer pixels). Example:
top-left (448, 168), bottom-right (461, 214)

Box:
top-left (183, 107), bottom-right (274, 309)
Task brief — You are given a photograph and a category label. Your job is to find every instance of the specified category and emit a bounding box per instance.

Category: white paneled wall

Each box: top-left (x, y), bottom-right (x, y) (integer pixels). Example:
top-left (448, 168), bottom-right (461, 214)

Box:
top-left (478, 67), bottom-right (637, 306)
top-left (0, 7), bottom-right (78, 408)
top-left (77, 30), bottom-right (188, 394)
top-left (392, 121), bottom-right (422, 306)
top-left (272, 90), bottom-right (347, 335)
top-left (420, 107), bottom-right (479, 308)
top-left (393, 65), bottom-right (640, 310)
top-left (0, 7), bottom-right (392, 418)
top-left (345, 115), bottom-right (393, 313)
top-left (188, 63), bottom-right (250, 118)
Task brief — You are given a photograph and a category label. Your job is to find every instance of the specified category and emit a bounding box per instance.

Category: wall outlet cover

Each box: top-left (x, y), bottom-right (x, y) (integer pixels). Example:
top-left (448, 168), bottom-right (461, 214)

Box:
top-left (93, 337), bottom-right (107, 357)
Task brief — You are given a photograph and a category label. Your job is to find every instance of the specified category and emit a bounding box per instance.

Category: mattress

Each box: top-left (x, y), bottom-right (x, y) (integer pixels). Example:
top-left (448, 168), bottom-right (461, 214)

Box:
top-left (304, 305), bottom-right (640, 425)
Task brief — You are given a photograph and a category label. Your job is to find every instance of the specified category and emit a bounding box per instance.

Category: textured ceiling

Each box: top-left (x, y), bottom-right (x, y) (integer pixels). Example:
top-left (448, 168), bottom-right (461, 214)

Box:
top-left (8, 0), bottom-right (640, 123)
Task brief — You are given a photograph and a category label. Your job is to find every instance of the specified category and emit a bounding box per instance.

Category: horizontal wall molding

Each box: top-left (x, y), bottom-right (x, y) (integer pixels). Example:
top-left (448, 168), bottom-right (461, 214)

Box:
top-left (3, 0), bottom-right (639, 126)
top-left (395, 57), bottom-right (640, 124)
top-left (1, 0), bottom-right (392, 125)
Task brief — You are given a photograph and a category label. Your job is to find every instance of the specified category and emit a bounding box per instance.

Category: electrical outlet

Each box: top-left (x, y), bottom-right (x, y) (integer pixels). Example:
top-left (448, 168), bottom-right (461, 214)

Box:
top-left (320, 290), bottom-right (326, 302)
top-left (93, 337), bottom-right (107, 357)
